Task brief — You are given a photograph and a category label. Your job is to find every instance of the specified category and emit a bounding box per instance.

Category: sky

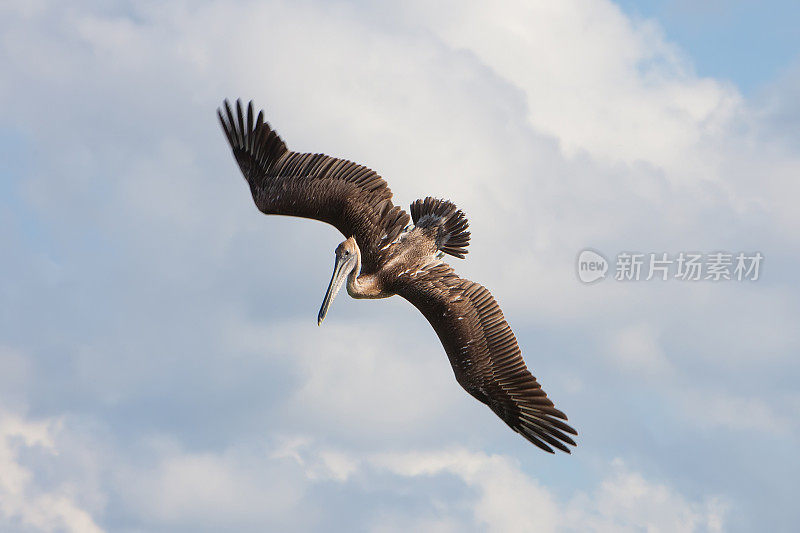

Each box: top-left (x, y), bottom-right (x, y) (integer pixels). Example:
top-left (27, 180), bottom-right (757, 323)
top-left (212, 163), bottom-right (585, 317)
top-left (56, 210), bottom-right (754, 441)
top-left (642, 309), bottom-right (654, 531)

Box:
top-left (616, 0), bottom-right (800, 94)
top-left (0, 0), bottom-right (799, 531)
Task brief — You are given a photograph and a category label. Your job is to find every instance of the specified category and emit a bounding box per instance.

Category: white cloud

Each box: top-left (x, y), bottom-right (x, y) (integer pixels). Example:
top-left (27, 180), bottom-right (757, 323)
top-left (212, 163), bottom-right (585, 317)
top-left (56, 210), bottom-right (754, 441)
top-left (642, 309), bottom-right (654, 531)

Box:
top-left (374, 450), bottom-right (727, 533)
top-left (368, 514), bottom-right (464, 533)
top-left (680, 390), bottom-right (793, 435)
top-left (566, 458), bottom-right (727, 532)
top-left (278, 441), bottom-right (727, 533)
top-left (404, 0), bottom-right (741, 170)
top-left (604, 323), bottom-right (671, 376)
top-left (0, 409), bottom-right (103, 533)
top-left (1, 0), bottom-right (799, 530)
top-left (0, 415), bottom-right (732, 533)
top-left (227, 318), bottom-right (464, 440)
top-left (271, 435), bottom-right (359, 482)
top-left (120, 448), bottom-right (305, 528)
top-left (374, 449), bottom-right (560, 532)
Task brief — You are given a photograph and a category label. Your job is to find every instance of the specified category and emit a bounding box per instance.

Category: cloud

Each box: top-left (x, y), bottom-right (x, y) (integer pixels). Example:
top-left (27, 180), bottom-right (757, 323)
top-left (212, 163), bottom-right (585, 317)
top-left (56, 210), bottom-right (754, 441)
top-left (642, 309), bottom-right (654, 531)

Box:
top-left (0, 410), bottom-right (103, 533)
top-left (281, 440), bottom-right (728, 533)
top-left (226, 317), bottom-right (465, 442)
top-left (373, 448), bottom-right (561, 532)
top-left (604, 323), bottom-right (671, 376)
top-left (117, 442), bottom-right (308, 531)
top-left (403, 0), bottom-right (741, 169)
top-left (566, 458), bottom-right (727, 532)
top-left (271, 435), bottom-right (359, 482)
top-left (0, 409), bottom-right (731, 533)
top-left (680, 390), bottom-right (794, 435)
top-left (0, 0), bottom-right (799, 530)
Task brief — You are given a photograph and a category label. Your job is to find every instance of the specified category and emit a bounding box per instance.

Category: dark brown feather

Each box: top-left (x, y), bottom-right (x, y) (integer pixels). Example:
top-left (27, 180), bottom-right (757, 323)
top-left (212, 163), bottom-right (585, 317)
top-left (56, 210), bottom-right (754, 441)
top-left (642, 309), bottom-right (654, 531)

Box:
top-left (218, 99), bottom-right (410, 272)
top-left (393, 262), bottom-right (577, 453)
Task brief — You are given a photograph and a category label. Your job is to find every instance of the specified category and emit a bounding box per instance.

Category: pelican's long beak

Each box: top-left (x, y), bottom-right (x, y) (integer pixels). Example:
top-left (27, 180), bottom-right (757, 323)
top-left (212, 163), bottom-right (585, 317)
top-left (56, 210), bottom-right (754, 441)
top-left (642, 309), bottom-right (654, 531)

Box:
top-left (318, 254), bottom-right (350, 326)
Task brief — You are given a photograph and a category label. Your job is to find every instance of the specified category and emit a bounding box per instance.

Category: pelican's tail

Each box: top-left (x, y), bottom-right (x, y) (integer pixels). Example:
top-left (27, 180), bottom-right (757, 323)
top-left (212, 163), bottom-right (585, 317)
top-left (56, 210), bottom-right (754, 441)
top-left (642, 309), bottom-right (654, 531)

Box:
top-left (410, 197), bottom-right (471, 259)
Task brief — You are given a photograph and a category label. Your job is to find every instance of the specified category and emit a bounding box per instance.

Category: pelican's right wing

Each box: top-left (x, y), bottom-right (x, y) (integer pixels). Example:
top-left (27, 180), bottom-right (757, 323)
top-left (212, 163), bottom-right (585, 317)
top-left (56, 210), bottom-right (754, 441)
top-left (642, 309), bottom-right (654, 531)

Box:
top-left (218, 99), bottom-right (409, 272)
top-left (395, 263), bottom-right (577, 453)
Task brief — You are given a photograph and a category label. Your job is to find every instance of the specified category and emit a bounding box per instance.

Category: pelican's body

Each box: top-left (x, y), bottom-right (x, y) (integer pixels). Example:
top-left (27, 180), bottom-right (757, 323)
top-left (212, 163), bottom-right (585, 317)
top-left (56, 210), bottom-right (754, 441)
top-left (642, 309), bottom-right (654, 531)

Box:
top-left (322, 227), bottom-right (442, 311)
top-left (219, 100), bottom-right (577, 454)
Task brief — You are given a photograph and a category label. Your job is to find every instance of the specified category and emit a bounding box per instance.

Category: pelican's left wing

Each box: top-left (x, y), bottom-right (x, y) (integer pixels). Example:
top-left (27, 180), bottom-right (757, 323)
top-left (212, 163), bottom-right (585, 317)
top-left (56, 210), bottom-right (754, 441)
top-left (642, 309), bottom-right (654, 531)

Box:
top-left (218, 99), bottom-right (409, 272)
top-left (394, 263), bottom-right (577, 453)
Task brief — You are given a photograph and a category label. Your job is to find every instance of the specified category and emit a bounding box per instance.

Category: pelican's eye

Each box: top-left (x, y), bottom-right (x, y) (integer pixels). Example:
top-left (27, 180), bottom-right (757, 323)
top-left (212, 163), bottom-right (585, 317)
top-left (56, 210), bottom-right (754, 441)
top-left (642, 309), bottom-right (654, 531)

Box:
top-left (344, 250), bottom-right (350, 256)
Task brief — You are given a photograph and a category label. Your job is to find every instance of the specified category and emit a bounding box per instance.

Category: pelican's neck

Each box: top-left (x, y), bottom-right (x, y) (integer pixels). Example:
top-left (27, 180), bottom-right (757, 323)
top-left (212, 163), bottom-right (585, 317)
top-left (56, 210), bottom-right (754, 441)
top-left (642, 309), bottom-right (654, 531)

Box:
top-left (346, 241), bottom-right (363, 293)
top-left (346, 241), bottom-right (386, 298)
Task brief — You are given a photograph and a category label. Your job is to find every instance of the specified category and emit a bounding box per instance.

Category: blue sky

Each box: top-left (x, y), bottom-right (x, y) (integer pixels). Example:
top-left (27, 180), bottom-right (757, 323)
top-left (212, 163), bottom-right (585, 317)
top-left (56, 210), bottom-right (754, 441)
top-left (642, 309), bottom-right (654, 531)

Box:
top-left (1, 1), bottom-right (799, 532)
top-left (616, 0), bottom-right (800, 94)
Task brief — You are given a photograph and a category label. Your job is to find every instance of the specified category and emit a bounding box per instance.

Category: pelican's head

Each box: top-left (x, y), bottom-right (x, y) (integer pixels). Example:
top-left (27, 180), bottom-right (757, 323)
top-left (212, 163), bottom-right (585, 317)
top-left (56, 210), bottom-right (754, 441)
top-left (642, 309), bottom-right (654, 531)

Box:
top-left (318, 237), bottom-right (358, 325)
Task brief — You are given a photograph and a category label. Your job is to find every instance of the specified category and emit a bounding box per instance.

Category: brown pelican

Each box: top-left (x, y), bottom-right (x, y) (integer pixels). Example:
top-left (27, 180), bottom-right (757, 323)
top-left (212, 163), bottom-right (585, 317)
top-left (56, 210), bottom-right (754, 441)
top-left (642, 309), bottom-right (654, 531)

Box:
top-left (218, 100), bottom-right (577, 454)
